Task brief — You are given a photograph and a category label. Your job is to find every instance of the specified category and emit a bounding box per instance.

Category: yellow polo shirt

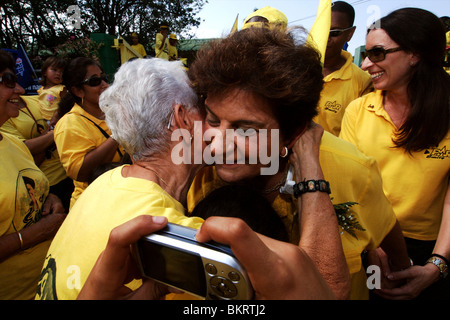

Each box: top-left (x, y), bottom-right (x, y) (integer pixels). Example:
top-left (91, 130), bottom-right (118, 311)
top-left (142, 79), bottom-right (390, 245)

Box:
top-left (314, 50), bottom-right (373, 136)
top-left (36, 165), bottom-right (204, 300)
top-left (0, 95), bottom-right (67, 186)
top-left (340, 90), bottom-right (450, 240)
top-left (187, 131), bottom-right (397, 300)
top-left (54, 104), bottom-right (124, 209)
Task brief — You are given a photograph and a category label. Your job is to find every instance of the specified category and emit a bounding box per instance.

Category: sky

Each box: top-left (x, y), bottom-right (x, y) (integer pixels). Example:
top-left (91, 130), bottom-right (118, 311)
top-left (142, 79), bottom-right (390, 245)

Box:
top-left (191, 0), bottom-right (450, 56)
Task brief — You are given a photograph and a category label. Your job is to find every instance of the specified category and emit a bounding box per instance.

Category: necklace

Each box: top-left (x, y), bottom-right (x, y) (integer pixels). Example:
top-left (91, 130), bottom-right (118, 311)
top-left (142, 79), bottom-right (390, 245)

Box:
top-left (261, 167), bottom-right (289, 194)
top-left (136, 164), bottom-right (169, 188)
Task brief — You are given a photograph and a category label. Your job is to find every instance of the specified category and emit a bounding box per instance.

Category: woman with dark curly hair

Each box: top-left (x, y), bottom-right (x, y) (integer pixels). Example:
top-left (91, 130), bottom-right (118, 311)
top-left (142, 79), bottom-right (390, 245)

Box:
top-left (187, 27), bottom-right (410, 299)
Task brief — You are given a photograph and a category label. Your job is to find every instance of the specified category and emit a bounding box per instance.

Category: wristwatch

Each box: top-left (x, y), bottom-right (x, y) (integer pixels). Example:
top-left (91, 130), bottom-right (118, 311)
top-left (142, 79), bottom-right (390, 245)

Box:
top-left (293, 180), bottom-right (331, 198)
top-left (426, 256), bottom-right (448, 279)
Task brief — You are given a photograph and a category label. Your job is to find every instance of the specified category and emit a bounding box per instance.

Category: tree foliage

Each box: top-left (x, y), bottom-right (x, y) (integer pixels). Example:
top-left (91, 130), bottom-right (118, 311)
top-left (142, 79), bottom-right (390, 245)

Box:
top-left (0, 0), bottom-right (207, 55)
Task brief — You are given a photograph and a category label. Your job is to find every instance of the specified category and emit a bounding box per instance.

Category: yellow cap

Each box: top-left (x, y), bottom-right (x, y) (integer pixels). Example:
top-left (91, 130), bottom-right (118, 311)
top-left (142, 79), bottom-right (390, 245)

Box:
top-left (242, 6), bottom-right (288, 31)
top-left (131, 32), bottom-right (138, 37)
top-left (169, 34), bottom-right (178, 40)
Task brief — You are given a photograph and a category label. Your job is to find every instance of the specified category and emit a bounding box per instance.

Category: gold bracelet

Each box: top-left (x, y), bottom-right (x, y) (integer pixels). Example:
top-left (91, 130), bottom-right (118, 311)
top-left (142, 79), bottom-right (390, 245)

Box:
top-left (17, 231), bottom-right (23, 249)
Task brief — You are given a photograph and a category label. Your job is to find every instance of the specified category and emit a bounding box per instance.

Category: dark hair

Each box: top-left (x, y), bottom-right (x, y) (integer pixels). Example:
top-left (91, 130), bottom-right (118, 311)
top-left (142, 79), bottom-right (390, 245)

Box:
top-left (0, 50), bottom-right (15, 73)
top-left (191, 184), bottom-right (289, 242)
top-left (40, 56), bottom-right (67, 86)
top-left (332, 1), bottom-right (355, 27)
top-left (58, 57), bottom-right (102, 118)
top-left (370, 8), bottom-right (450, 152)
top-left (440, 16), bottom-right (450, 32)
top-left (188, 27), bottom-right (324, 140)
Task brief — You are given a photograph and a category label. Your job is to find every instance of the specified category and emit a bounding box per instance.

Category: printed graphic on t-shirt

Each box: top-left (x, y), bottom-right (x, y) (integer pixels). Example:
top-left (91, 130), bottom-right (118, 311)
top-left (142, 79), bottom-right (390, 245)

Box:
top-left (36, 255), bottom-right (58, 300)
top-left (14, 168), bottom-right (49, 230)
top-left (424, 146), bottom-right (450, 160)
top-left (47, 95), bottom-right (57, 107)
top-left (324, 101), bottom-right (342, 113)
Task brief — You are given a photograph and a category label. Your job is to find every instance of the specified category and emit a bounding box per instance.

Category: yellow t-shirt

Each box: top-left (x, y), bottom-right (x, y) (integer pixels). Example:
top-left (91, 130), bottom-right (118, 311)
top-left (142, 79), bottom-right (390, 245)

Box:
top-left (313, 50), bottom-right (373, 137)
top-left (37, 84), bottom-right (65, 121)
top-left (54, 104), bottom-right (124, 209)
top-left (187, 132), bottom-right (397, 300)
top-left (155, 33), bottom-right (169, 60)
top-left (0, 133), bottom-right (52, 300)
top-left (0, 95), bottom-right (67, 186)
top-left (169, 44), bottom-right (178, 61)
top-left (131, 43), bottom-right (147, 57)
top-left (340, 90), bottom-right (450, 241)
top-left (35, 165), bottom-right (204, 300)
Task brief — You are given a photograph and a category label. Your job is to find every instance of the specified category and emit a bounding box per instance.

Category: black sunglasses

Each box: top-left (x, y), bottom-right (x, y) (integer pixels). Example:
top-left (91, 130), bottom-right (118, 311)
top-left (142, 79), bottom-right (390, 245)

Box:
top-left (364, 46), bottom-right (403, 63)
top-left (80, 74), bottom-right (108, 87)
top-left (0, 72), bottom-right (18, 88)
top-left (329, 26), bottom-right (354, 37)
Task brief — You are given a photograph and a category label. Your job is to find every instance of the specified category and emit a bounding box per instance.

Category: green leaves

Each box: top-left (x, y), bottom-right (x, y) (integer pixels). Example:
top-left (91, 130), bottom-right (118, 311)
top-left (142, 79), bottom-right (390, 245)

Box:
top-left (333, 201), bottom-right (366, 240)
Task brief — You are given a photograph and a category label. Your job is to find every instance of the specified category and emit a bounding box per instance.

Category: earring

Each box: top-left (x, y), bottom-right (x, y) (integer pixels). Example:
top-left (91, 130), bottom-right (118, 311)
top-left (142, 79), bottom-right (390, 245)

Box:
top-left (280, 146), bottom-right (289, 158)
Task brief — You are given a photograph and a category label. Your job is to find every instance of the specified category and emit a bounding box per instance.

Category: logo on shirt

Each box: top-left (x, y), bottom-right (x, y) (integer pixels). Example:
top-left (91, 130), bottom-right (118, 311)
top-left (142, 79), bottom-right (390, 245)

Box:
top-left (324, 101), bottom-right (342, 113)
top-left (47, 94), bottom-right (58, 107)
top-left (424, 146), bottom-right (450, 159)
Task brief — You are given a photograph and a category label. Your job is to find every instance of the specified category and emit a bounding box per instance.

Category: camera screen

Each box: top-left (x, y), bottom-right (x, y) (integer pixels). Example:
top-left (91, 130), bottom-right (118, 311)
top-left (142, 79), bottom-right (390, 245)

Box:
top-left (139, 240), bottom-right (207, 297)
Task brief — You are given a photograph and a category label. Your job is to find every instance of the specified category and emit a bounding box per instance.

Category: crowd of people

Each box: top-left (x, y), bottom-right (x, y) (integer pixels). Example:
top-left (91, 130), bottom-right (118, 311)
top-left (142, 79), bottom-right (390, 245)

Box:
top-left (0, 1), bottom-right (449, 301)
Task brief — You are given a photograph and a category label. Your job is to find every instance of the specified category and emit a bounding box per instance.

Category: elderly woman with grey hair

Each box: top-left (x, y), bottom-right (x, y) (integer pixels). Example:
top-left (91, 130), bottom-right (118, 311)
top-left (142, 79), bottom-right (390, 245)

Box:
top-left (36, 58), bottom-right (206, 300)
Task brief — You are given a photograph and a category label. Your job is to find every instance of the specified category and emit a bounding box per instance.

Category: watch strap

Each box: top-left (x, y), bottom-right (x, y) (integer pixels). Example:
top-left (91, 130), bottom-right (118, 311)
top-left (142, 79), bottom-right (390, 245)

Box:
top-left (426, 256), bottom-right (448, 279)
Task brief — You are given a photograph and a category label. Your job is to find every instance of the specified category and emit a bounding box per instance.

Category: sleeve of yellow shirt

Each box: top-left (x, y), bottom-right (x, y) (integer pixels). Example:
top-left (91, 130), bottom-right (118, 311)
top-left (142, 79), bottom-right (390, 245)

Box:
top-left (339, 97), bottom-right (361, 145)
top-left (54, 114), bottom-right (99, 181)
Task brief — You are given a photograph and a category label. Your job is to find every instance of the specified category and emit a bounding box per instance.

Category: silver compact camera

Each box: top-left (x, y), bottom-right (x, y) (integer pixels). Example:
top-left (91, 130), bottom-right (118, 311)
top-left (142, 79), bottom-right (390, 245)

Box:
top-left (135, 223), bottom-right (254, 300)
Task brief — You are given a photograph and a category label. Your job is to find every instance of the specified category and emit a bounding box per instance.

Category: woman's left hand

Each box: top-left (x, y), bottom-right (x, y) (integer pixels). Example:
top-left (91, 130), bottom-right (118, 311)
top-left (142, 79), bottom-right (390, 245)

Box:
top-left (375, 263), bottom-right (441, 300)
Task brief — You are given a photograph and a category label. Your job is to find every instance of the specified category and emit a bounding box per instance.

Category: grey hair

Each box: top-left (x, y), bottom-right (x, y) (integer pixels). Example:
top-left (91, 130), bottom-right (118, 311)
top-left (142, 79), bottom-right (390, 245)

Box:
top-left (99, 58), bottom-right (199, 161)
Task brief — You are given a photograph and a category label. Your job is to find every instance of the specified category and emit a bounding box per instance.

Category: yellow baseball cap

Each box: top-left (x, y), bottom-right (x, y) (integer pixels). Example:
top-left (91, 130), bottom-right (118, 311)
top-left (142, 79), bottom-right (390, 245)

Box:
top-left (169, 34), bottom-right (178, 40)
top-left (242, 6), bottom-right (288, 31)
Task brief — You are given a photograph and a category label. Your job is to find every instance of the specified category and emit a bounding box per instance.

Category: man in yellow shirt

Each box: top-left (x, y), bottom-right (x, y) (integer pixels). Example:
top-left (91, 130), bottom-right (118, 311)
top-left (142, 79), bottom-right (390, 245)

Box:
top-left (313, 1), bottom-right (372, 136)
top-left (130, 32), bottom-right (147, 58)
top-left (168, 34), bottom-right (178, 61)
top-left (155, 24), bottom-right (170, 60)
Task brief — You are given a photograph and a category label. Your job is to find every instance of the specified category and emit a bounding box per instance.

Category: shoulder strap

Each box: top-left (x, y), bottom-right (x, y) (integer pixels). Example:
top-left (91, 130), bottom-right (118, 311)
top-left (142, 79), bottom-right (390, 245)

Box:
top-left (69, 112), bottom-right (123, 158)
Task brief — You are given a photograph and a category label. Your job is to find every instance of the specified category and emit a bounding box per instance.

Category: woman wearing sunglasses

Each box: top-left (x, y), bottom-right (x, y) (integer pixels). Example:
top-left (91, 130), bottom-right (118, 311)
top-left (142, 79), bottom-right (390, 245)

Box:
top-left (340, 8), bottom-right (450, 299)
top-left (0, 71), bottom-right (73, 213)
top-left (0, 50), bottom-right (66, 299)
top-left (55, 57), bottom-right (125, 210)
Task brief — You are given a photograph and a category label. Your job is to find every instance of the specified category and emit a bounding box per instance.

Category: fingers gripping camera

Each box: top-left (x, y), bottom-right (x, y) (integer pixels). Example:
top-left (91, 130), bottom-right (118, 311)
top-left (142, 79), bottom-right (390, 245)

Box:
top-left (135, 223), bottom-right (254, 300)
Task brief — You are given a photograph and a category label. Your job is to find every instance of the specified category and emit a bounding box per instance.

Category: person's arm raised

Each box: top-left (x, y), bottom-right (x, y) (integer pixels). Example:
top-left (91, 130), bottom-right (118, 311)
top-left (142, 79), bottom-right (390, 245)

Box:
top-left (288, 123), bottom-right (350, 299)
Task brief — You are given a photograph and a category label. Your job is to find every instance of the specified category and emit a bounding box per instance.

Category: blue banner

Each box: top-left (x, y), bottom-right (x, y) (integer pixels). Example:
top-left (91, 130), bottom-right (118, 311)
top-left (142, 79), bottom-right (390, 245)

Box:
top-left (1, 45), bottom-right (39, 94)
